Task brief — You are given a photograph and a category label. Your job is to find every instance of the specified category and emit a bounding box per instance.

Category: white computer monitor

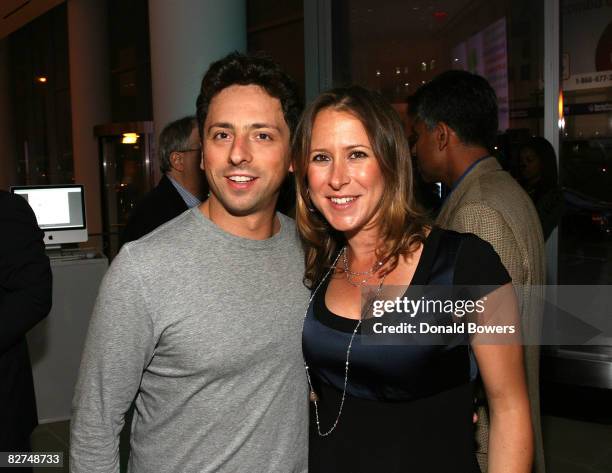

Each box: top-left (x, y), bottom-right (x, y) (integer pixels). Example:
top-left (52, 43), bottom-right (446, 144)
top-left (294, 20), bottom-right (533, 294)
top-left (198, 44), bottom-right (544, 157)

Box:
top-left (11, 184), bottom-right (88, 247)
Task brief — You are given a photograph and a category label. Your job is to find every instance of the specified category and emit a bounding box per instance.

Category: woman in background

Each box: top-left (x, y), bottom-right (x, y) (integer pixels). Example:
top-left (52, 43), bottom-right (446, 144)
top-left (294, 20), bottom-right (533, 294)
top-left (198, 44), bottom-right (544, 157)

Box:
top-left (519, 136), bottom-right (564, 240)
top-left (293, 86), bottom-right (533, 473)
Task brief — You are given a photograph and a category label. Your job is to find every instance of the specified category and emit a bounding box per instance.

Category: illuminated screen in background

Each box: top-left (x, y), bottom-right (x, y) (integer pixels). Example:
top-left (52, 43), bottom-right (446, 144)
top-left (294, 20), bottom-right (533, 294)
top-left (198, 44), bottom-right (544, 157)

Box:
top-left (14, 187), bottom-right (84, 229)
top-left (452, 17), bottom-right (509, 131)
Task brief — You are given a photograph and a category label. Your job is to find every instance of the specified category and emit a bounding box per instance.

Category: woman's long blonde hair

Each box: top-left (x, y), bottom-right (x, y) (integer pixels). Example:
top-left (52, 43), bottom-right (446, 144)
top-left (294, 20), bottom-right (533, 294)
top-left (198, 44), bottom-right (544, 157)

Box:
top-left (292, 86), bottom-right (429, 288)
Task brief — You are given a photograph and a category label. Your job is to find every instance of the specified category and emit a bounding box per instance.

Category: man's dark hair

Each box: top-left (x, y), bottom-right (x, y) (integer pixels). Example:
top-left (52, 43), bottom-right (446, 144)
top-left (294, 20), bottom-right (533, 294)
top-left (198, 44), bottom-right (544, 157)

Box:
top-left (159, 116), bottom-right (198, 174)
top-left (196, 52), bottom-right (302, 139)
top-left (412, 70), bottom-right (498, 150)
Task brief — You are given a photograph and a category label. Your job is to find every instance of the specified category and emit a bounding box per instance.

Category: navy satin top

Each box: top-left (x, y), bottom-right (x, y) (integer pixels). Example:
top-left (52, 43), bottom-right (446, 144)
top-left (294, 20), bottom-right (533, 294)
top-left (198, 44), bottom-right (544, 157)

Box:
top-left (303, 228), bottom-right (511, 473)
top-left (302, 227), bottom-right (510, 402)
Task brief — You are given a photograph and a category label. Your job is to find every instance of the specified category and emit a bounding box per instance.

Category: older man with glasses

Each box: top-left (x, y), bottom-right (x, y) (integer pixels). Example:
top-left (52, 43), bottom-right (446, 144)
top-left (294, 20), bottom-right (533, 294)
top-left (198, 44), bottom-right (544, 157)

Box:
top-left (121, 116), bottom-right (208, 246)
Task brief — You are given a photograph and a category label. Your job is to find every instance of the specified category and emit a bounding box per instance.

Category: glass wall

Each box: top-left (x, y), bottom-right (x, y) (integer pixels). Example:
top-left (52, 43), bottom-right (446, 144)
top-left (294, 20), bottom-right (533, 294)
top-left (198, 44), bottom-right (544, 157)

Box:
top-left (95, 124), bottom-right (155, 259)
top-left (330, 0), bottom-right (544, 213)
top-left (9, 3), bottom-right (73, 185)
top-left (331, 0), bottom-right (543, 131)
top-left (558, 1), bottom-right (612, 285)
top-left (247, 0), bottom-right (305, 100)
top-left (108, 0), bottom-right (153, 122)
top-left (329, 0), bottom-right (612, 286)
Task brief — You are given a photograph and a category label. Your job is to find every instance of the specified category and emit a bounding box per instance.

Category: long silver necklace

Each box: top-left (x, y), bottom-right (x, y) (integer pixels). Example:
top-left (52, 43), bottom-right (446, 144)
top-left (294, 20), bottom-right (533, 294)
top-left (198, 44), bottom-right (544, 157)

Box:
top-left (303, 246), bottom-right (387, 437)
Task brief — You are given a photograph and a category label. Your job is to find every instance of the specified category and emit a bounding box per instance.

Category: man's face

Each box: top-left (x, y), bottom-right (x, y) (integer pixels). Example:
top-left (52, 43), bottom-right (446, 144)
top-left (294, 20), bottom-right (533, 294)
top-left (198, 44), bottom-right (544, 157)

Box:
top-left (201, 84), bottom-right (291, 217)
top-left (410, 119), bottom-right (444, 183)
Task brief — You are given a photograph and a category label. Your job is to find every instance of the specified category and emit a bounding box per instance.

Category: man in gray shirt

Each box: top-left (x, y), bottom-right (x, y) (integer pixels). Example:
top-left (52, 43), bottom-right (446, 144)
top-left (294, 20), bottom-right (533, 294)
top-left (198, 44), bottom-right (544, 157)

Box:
top-left (70, 53), bottom-right (309, 473)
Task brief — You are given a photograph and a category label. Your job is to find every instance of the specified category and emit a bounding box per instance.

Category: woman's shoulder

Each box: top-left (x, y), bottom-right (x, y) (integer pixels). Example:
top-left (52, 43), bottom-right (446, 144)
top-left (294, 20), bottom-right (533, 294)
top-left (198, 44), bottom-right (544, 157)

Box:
top-left (429, 226), bottom-right (494, 252)
top-left (428, 227), bottom-right (511, 286)
top-left (424, 226), bottom-right (488, 256)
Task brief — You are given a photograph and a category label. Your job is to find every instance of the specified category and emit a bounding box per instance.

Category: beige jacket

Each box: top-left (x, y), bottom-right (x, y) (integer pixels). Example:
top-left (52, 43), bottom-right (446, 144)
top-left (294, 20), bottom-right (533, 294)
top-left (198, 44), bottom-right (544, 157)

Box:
top-left (436, 157), bottom-right (545, 473)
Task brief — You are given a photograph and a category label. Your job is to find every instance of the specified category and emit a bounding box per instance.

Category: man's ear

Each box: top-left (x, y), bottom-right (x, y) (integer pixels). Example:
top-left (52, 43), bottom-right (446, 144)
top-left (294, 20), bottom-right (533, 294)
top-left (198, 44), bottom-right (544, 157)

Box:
top-left (169, 151), bottom-right (184, 172)
top-left (200, 148), bottom-right (205, 171)
top-left (435, 122), bottom-right (451, 151)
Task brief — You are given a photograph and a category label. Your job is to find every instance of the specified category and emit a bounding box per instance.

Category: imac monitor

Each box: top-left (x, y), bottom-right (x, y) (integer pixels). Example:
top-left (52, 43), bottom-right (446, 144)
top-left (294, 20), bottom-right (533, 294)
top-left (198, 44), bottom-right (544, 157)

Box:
top-left (11, 185), bottom-right (88, 247)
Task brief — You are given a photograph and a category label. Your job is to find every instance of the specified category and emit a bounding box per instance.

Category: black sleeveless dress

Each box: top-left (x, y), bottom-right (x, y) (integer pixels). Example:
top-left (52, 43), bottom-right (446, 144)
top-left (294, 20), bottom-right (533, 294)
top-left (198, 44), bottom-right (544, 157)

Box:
top-left (302, 228), bottom-right (510, 473)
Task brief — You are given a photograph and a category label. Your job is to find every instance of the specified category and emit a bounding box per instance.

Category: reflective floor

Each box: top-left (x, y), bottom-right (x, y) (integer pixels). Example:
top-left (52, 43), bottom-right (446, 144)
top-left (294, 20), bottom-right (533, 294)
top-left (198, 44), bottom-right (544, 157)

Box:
top-left (543, 416), bottom-right (612, 473)
top-left (559, 228), bottom-right (612, 285)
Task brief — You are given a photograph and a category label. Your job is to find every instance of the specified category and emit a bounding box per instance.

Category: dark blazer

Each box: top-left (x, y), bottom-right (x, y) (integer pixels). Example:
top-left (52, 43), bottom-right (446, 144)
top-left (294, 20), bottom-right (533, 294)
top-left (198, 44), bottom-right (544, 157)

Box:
top-left (0, 191), bottom-right (52, 448)
top-left (120, 175), bottom-right (189, 246)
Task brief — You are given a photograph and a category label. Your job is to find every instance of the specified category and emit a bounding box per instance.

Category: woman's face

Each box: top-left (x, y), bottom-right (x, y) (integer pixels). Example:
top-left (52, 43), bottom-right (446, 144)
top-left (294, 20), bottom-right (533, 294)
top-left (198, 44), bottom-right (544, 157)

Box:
top-left (519, 147), bottom-right (542, 182)
top-left (307, 108), bottom-right (385, 235)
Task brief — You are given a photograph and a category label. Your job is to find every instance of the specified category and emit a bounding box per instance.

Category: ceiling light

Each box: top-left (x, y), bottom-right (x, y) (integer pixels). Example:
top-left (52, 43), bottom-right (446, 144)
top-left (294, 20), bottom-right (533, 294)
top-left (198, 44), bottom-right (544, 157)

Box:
top-left (122, 133), bottom-right (139, 144)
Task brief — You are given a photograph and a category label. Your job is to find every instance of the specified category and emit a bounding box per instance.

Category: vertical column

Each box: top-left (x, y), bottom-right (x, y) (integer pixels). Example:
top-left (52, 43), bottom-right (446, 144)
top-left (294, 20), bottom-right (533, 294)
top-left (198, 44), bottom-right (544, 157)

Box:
top-left (148, 0), bottom-right (246, 149)
top-left (67, 0), bottom-right (111, 247)
top-left (0, 38), bottom-right (17, 190)
top-left (544, 0), bottom-right (560, 284)
top-left (304, 0), bottom-right (332, 102)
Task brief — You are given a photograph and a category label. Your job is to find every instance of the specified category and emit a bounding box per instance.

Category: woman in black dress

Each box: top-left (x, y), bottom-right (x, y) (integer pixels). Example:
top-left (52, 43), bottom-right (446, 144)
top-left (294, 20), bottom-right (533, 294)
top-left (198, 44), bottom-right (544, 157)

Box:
top-left (292, 86), bottom-right (533, 472)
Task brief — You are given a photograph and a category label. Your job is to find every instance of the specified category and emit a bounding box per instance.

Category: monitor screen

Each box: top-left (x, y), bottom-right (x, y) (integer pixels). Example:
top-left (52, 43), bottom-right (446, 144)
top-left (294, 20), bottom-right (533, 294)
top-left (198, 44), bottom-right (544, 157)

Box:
top-left (11, 185), bottom-right (88, 246)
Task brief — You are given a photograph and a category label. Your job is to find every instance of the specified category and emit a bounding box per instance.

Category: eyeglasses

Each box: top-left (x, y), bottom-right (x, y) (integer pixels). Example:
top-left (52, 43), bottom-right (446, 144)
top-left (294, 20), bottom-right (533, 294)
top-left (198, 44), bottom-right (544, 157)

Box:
top-left (178, 148), bottom-right (201, 153)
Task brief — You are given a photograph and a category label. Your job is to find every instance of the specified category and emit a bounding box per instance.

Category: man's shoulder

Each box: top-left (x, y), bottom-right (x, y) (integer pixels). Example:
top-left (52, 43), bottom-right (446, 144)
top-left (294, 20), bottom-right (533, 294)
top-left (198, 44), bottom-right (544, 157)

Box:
top-left (453, 175), bottom-right (541, 238)
top-left (0, 190), bottom-right (40, 232)
top-left (132, 176), bottom-right (185, 215)
top-left (0, 190), bottom-right (31, 213)
top-left (449, 167), bottom-right (544, 264)
top-left (277, 212), bottom-right (304, 251)
top-left (277, 211), bottom-right (297, 233)
top-left (123, 209), bottom-right (199, 259)
top-left (121, 177), bottom-right (188, 244)
top-left (468, 166), bottom-right (520, 195)
top-left (460, 167), bottom-right (536, 218)
top-left (123, 210), bottom-right (302, 265)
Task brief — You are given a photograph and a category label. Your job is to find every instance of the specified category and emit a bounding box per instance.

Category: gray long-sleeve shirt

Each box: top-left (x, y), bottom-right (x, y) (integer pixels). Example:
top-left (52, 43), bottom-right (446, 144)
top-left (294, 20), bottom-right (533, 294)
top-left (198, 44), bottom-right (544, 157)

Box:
top-left (70, 208), bottom-right (310, 473)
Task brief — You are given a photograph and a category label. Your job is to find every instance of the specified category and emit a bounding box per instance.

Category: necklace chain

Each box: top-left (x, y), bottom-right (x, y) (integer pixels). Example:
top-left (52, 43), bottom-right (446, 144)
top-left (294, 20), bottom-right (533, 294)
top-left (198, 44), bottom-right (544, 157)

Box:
top-left (303, 246), bottom-right (387, 437)
top-left (342, 246), bottom-right (385, 287)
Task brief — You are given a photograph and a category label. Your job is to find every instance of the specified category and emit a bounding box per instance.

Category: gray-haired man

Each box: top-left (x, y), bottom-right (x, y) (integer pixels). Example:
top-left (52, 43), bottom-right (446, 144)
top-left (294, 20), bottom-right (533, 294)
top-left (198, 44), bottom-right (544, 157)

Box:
top-left (121, 116), bottom-right (207, 245)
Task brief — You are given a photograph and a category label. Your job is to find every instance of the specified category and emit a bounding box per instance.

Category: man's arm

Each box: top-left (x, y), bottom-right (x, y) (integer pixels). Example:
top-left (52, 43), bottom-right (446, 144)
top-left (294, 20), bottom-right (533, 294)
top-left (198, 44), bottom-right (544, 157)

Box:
top-left (0, 193), bottom-right (52, 353)
top-left (70, 246), bottom-right (155, 473)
